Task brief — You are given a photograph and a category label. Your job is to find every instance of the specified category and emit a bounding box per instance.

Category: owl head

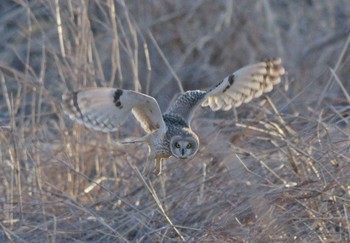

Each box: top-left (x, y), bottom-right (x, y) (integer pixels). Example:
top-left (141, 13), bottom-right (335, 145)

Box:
top-left (170, 134), bottom-right (199, 159)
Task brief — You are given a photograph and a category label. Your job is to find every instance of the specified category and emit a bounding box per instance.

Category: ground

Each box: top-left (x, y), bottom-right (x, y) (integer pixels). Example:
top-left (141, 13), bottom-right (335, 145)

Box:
top-left (0, 0), bottom-right (350, 242)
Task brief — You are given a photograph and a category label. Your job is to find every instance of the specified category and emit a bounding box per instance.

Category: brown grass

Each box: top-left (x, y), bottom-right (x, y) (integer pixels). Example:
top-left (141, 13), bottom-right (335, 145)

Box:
top-left (1, 0), bottom-right (350, 242)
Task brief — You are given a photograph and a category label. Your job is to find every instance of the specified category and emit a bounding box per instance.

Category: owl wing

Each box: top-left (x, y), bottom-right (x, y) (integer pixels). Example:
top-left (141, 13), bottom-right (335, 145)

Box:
top-left (202, 58), bottom-right (285, 111)
top-left (62, 88), bottom-right (166, 134)
top-left (166, 58), bottom-right (285, 125)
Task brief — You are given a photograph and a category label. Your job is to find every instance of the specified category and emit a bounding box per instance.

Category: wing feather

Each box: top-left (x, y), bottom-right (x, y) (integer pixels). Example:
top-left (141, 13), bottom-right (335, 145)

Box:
top-left (202, 58), bottom-right (285, 111)
top-left (62, 88), bottom-right (166, 134)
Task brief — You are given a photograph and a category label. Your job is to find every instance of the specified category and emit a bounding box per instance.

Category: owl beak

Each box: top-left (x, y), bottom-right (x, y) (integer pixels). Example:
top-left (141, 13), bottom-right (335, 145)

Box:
top-left (181, 149), bottom-right (185, 156)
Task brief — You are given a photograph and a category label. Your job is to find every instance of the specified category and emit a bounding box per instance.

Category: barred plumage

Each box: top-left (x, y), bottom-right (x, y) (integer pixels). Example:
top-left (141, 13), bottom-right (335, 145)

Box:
top-left (62, 58), bottom-right (285, 175)
top-left (165, 90), bottom-right (207, 125)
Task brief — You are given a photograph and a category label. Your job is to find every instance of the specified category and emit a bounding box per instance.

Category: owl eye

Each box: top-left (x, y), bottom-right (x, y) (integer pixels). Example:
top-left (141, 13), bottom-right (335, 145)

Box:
top-left (175, 142), bottom-right (180, 148)
top-left (186, 143), bottom-right (192, 149)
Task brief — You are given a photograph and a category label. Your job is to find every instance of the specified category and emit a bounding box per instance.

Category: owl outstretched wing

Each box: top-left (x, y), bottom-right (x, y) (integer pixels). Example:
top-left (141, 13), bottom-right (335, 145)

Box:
top-left (62, 88), bottom-right (166, 133)
top-left (166, 58), bottom-right (285, 124)
top-left (202, 58), bottom-right (285, 111)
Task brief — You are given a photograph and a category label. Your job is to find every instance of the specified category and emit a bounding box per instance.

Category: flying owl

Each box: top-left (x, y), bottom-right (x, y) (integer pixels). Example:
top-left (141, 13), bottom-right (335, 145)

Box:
top-left (62, 58), bottom-right (285, 175)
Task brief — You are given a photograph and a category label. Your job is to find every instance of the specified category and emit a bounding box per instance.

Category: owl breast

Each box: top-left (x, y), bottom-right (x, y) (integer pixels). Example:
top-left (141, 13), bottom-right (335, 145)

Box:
top-left (147, 114), bottom-right (187, 157)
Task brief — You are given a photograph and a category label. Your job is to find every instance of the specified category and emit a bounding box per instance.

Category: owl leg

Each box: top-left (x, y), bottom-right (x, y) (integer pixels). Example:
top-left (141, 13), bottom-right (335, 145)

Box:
top-left (143, 155), bottom-right (153, 176)
top-left (154, 158), bottom-right (162, 176)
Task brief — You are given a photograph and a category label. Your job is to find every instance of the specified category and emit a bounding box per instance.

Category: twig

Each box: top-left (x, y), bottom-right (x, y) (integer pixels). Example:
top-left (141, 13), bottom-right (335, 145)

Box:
top-left (148, 31), bottom-right (184, 94)
top-left (133, 167), bottom-right (185, 241)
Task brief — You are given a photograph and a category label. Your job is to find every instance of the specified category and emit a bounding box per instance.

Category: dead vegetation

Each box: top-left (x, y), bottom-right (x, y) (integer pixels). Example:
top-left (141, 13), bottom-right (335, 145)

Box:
top-left (1, 0), bottom-right (350, 242)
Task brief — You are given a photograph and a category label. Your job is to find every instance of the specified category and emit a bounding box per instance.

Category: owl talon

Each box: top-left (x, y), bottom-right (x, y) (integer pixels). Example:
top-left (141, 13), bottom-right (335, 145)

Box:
top-left (153, 168), bottom-right (161, 176)
top-left (154, 158), bottom-right (162, 176)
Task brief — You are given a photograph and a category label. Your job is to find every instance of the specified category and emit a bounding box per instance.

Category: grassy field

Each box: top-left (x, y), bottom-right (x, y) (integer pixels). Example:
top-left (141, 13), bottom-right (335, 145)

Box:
top-left (1, 0), bottom-right (350, 242)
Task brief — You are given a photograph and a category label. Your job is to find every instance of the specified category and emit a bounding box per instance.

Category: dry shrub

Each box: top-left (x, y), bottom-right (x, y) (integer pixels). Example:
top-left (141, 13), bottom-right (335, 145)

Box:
top-left (0, 0), bottom-right (350, 242)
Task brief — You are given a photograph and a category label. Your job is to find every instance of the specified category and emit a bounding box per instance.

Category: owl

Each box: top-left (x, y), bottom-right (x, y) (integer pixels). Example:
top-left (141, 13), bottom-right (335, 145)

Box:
top-left (62, 58), bottom-right (285, 175)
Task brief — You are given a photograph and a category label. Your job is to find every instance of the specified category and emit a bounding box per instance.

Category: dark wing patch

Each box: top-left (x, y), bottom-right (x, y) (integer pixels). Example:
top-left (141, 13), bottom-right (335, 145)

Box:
top-left (222, 75), bottom-right (235, 93)
top-left (228, 74), bottom-right (234, 85)
top-left (113, 89), bottom-right (124, 109)
top-left (72, 91), bottom-right (83, 118)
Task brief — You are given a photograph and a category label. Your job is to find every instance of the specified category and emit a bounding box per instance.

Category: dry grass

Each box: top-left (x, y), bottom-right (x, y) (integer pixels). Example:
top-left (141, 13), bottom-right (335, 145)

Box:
top-left (1, 0), bottom-right (350, 242)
